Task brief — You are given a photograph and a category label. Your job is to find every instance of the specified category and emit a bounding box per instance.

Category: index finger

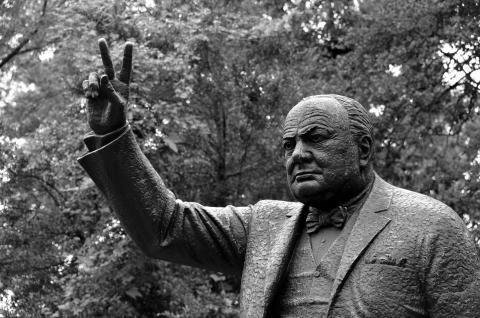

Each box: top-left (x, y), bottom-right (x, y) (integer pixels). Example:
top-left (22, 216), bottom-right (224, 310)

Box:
top-left (119, 42), bottom-right (133, 84)
top-left (98, 38), bottom-right (115, 80)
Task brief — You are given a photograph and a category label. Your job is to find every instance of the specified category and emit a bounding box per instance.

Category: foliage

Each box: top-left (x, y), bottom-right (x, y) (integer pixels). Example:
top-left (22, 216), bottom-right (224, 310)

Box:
top-left (1, 0), bottom-right (479, 316)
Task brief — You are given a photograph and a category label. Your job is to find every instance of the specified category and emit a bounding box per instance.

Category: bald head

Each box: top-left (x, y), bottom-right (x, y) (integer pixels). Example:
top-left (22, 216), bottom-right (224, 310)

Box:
top-left (284, 96), bottom-right (349, 138)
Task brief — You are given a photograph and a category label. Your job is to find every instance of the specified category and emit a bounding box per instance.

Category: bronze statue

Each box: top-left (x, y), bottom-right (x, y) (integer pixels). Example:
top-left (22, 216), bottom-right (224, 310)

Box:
top-left (80, 39), bottom-right (480, 317)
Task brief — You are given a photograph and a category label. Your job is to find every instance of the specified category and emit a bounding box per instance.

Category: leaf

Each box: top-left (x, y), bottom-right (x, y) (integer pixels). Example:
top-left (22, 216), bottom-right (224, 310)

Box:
top-left (209, 274), bottom-right (225, 282)
top-left (125, 287), bottom-right (142, 299)
top-left (163, 136), bottom-right (178, 153)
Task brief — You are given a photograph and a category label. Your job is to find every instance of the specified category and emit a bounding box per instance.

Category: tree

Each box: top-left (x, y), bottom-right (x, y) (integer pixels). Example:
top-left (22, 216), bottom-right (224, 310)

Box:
top-left (1, 0), bottom-right (479, 316)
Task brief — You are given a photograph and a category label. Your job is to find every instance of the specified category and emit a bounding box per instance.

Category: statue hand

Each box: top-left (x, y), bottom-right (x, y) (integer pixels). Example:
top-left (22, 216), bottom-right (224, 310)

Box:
top-left (83, 38), bottom-right (133, 135)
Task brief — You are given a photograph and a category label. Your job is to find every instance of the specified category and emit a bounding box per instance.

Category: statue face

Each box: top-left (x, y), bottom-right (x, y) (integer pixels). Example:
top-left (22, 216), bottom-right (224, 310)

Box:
top-left (283, 96), bottom-right (361, 207)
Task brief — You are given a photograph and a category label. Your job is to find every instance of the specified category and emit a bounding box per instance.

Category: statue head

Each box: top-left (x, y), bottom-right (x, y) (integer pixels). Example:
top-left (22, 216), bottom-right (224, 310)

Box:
top-left (283, 94), bottom-right (374, 209)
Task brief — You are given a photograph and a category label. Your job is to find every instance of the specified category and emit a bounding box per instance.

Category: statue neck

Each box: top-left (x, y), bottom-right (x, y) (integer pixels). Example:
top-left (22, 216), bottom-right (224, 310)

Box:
top-left (313, 170), bottom-right (375, 211)
top-left (341, 174), bottom-right (374, 210)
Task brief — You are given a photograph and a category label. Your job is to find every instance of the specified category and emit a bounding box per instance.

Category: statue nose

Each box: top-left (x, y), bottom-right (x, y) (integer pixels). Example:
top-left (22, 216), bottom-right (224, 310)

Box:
top-left (292, 141), bottom-right (312, 163)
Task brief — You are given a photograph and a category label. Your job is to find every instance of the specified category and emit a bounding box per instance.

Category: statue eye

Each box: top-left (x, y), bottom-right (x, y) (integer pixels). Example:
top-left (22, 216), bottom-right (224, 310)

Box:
top-left (310, 134), bottom-right (324, 142)
top-left (306, 127), bottom-right (334, 143)
top-left (283, 140), bottom-right (295, 151)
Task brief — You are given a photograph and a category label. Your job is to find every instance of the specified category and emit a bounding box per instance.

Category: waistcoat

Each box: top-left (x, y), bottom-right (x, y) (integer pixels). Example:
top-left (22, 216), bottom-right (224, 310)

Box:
top-left (271, 210), bottom-right (360, 317)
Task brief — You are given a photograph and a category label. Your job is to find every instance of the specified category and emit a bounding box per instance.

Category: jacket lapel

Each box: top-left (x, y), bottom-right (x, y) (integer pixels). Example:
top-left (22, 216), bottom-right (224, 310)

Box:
top-left (263, 203), bottom-right (307, 316)
top-left (240, 200), bottom-right (305, 318)
top-left (329, 174), bottom-right (393, 307)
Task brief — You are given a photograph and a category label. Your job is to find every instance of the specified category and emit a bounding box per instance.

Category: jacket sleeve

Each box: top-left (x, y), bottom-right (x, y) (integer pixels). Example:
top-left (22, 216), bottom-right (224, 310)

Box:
top-left (77, 126), bottom-right (251, 275)
top-left (422, 210), bottom-right (480, 317)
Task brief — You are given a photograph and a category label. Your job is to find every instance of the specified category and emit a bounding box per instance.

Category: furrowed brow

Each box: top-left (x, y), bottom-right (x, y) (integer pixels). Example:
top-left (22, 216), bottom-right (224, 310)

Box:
top-left (283, 124), bottom-right (297, 138)
top-left (298, 124), bottom-right (335, 137)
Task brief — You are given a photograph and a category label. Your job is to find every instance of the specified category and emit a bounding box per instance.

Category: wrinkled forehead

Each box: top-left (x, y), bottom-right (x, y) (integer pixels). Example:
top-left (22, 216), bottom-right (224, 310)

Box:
top-left (283, 96), bottom-right (349, 137)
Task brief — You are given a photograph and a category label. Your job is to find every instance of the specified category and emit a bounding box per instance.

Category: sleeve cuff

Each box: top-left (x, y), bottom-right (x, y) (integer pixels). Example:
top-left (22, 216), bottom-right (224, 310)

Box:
top-left (83, 123), bottom-right (129, 151)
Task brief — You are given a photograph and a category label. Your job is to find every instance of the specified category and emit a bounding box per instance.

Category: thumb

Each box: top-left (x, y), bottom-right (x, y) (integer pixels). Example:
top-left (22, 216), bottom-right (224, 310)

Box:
top-left (99, 75), bottom-right (123, 105)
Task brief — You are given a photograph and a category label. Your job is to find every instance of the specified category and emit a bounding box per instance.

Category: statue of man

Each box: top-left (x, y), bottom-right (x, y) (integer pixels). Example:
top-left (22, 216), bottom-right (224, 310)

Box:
top-left (80, 39), bottom-right (480, 317)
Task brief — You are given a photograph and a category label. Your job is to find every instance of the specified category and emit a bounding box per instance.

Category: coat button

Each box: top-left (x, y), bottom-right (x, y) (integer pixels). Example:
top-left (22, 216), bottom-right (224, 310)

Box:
top-left (314, 270), bottom-right (321, 277)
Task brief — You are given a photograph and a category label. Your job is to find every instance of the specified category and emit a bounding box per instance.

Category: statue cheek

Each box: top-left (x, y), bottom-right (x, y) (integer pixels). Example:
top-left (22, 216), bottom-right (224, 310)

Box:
top-left (311, 147), bottom-right (334, 164)
top-left (285, 157), bottom-right (294, 172)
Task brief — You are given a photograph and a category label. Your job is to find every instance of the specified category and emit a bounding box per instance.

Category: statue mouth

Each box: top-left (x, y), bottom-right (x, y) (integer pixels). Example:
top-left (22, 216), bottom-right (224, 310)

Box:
top-left (294, 171), bottom-right (321, 181)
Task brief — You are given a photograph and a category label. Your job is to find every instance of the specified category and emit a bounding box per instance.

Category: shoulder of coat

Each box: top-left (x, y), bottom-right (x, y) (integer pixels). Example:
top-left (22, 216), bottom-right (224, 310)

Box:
top-left (387, 185), bottom-right (462, 227)
top-left (252, 199), bottom-right (303, 220)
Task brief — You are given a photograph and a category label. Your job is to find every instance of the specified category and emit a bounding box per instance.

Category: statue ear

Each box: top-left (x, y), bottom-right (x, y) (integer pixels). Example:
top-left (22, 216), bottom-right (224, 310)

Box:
top-left (357, 135), bottom-right (373, 167)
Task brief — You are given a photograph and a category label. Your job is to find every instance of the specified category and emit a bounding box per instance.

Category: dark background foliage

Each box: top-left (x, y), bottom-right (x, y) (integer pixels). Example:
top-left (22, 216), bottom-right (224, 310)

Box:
top-left (1, 0), bottom-right (479, 316)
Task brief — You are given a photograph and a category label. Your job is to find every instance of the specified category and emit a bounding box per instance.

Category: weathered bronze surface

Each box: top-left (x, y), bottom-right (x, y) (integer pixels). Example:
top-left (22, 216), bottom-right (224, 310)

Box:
top-left (80, 39), bottom-right (480, 317)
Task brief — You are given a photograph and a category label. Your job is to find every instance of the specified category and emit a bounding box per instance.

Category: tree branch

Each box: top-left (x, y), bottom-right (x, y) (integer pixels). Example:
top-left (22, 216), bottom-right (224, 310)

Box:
top-left (0, 0), bottom-right (49, 69)
top-left (9, 170), bottom-right (65, 206)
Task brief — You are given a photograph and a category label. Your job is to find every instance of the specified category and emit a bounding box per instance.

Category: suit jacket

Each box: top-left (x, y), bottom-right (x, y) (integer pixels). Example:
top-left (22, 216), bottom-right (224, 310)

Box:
top-left (79, 127), bottom-right (480, 318)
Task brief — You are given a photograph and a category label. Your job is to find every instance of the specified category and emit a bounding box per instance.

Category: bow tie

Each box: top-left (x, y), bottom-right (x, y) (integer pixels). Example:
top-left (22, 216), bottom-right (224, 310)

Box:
top-left (306, 206), bottom-right (349, 234)
top-left (305, 180), bottom-right (375, 234)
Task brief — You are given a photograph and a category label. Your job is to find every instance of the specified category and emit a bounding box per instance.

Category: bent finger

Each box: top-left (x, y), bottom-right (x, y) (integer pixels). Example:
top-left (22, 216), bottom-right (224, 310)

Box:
top-left (88, 72), bottom-right (100, 98)
top-left (98, 38), bottom-right (115, 80)
top-left (119, 42), bottom-right (133, 84)
top-left (82, 80), bottom-right (90, 97)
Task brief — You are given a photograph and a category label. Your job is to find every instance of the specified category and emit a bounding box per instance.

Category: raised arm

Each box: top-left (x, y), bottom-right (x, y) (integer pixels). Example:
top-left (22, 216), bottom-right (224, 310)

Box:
top-left (79, 39), bottom-right (251, 274)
